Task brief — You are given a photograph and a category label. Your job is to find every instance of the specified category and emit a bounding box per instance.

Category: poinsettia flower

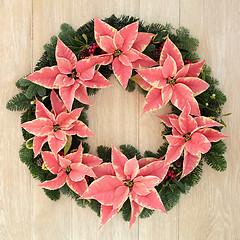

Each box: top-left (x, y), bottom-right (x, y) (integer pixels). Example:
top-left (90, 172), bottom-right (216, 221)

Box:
top-left (38, 143), bottom-right (103, 196)
top-left (21, 90), bottom-right (94, 156)
top-left (136, 36), bottom-right (209, 115)
top-left (81, 146), bottom-right (169, 228)
top-left (26, 38), bottom-right (112, 111)
top-left (158, 104), bottom-right (227, 178)
top-left (93, 17), bottom-right (157, 89)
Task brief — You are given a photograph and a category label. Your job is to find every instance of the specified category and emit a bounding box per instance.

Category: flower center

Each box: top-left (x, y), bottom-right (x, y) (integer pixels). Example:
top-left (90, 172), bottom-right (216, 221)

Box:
top-left (184, 133), bottom-right (191, 141)
top-left (124, 180), bottom-right (134, 188)
top-left (53, 124), bottom-right (60, 132)
top-left (167, 77), bottom-right (176, 85)
top-left (114, 49), bottom-right (122, 57)
top-left (65, 166), bottom-right (71, 174)
top-left (67, 68), bottom-right (79, 80)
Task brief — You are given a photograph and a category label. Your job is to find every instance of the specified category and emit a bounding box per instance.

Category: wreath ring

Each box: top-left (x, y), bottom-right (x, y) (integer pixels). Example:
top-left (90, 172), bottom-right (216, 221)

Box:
top-left (7, 15), bottom-right (228, 228)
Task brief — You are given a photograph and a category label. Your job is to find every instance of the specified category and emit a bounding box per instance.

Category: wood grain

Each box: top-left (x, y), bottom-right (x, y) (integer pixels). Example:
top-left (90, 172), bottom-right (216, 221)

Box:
top-left (179, 0), bottom-right (240, 239)
top-left (0, 1), bottom-right (32, 239)
top-left (1, 0), bottom-right (240, 239)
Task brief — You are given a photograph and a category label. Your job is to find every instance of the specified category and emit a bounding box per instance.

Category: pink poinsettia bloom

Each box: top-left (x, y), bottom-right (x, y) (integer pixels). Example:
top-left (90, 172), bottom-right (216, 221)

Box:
top-left (38, 143), bottom-right (103, 196)
top-left (93, 17), bottom-right (157, 89)
top-left (136, 36), bottom-right (209, 115)
top-left (26, 38), bottom-right (112, 111)
top-left (158, 104), bottom-right (227, 178)
top-left (80, 146), bottom-right (169, 228)
top-left (21, 90), bottom-right (94, 156)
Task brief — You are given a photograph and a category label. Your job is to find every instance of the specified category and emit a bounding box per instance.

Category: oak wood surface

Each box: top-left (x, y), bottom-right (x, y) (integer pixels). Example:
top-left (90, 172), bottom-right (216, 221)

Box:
top-left (1, 0), bottom-right (239, 239)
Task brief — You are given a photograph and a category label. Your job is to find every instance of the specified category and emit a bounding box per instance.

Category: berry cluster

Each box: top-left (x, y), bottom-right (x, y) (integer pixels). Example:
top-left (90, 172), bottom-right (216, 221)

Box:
top-left (164, 169), bottom-right (177, 181)
top-left (184, 59), bottom-right (198, 64)
top-left (88, 43), bottom-right (99, 54)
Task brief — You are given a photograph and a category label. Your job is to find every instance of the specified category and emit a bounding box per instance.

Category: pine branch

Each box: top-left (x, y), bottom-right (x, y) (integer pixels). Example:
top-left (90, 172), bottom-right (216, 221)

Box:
top-left (120, 144), bottom-right (142, 160)
top-left (6, 93), bottom-right (31, 111)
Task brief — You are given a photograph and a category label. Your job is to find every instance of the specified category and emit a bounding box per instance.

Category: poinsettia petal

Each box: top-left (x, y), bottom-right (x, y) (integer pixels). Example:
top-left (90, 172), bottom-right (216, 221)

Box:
top-left (83, 54), bottom-right (113, 67)
top-left (82, 154), bottom-right (103, 168)
top-left (59, 82), bottom-right (80, 111)
top-left (124, 158), bottom-right (139, 181)
top-left (169, 117), bottom-right (184, 135)
top-left (178, 104), bottom-right (198, 134)
top-left (165, 142), bottom-right (185, 165)
top-left (194, 116), bottom-right (223, 128)
top-left (66, 176), bottom-right (88, 196)
top-left (113, 31), bottom-right (124, 50)
top-left (38, 170), bottom-right (67, 190)
top-left (66, 143), bottom-right (83, 164)
top-left (112, 57), bottom-right (132, 89)
top-left (137, 66), bottom-right (166, 89)
top-left (69, 163), bottom-right (96, 181)
top-left (56, 38), bottom-right (77, 69)
top-left (53, 74), bottom-right (74, 87)
top-left (21, 118), bottom-right (53, 136)
top-left (159, 36), bottom-right (184, 71)
top-left (50, 90), bottom-right (67, 116)
top-left (48, 132), bottom-right (67, 154)
top-left (80, 71), bottom-right (111, 88)
top-left (112, 145), bottom-right (128, 180)
top-left (57, 58), bottom-right (73, 75)
top-left (185, 60), bottom-right (205, 77)
top-left (132, 49), bottom-right (158, 69)
top-left (65, 120), bottom-right (94, 137)
top-left (142, 88), bottom-right (164, 114)
top-left (56, 108), bottom-right (82, 129)
top-left (132, 182), bottom-right (151, 196)
top-left (33, 136), bottom-right (48, 157)
top-left (113, 185), bottom-right (129, 209)
top-left (119, 20), bottom-right (139, 52)
top-left (138, 157), bottom-right (164, 169)
top-left (58, 154), bottom-right (71, 168)
top-left (132, 74), bottom-right (152, 91)
top-left (74, 84), bottom-right (92, 105)
top-left (118, 53), bottom-right (132, 67)
top-left (80, 175), bottom-right (123, 205)
top-left (171, 83), bottom-right (200, 115)
top-left (181, 151), bottom-right (201, 178)
top-left (98, 35), bottom-right (116, 53)
top-left (166, 135), bottom-right (185, 146)
top-left (162, 54), bottom-right (177, 78)
top-left (94, 17), bottom-right (117, 45)
top-left (26, 66), bottom-right (60, 89)
top-left (129, 197), bottom-right (143, 229)
top-left (76, 54), bottom-right (113, 81)
top-left (121, 49), bottom-right (142, 63)
top-left (35, 98), bottom-right (55, 123)
top-left (41, 151), bottom-right (61, 174)
top-left (131, 188), bottom-right (167, 213)
top-left (185, 132), bottom-right (211, 155)
top-left (134, 176), bottom-right (161, 190)
top-left (138, 161), bottom-right (169, 182)
top-left (157, 114), bottom-right (178, 128)
top-left (162, 84), bottom-right (173, 104)
top-left (92, 163), bottom-right (116, 179)
top-left (176, 77), bottom-right (209, 96)
top-left (99, 205), bottom-right (119, 229)
top-left (195, 128), bottom-right (228, 142)
top-left (132, 32), bottom-right (153, 52)
top-left (174, 64), bottom-right (189, 79)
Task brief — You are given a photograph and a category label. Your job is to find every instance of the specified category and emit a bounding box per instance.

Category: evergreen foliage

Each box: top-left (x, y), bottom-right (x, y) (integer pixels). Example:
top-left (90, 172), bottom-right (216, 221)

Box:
top-left (7, 14), bottom-right (228, 223)
top-left (6, 93), bottom-right (31, 111)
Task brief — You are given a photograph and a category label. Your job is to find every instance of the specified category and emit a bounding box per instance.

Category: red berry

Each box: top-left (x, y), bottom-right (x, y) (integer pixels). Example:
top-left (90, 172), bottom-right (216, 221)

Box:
top-left (195, 60), bottom-right (198, 63)
top-left (173, 179), bottom-right (177, 182)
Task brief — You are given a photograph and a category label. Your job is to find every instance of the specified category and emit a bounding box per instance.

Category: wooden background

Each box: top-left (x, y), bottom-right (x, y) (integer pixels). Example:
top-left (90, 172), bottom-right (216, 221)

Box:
top-left (1, 0), bottom-right (239, 239)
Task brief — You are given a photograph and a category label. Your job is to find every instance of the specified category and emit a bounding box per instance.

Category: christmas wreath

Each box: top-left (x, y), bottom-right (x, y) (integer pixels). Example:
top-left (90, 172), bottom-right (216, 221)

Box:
top-left (6, 15), bottom-right (229, 228)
